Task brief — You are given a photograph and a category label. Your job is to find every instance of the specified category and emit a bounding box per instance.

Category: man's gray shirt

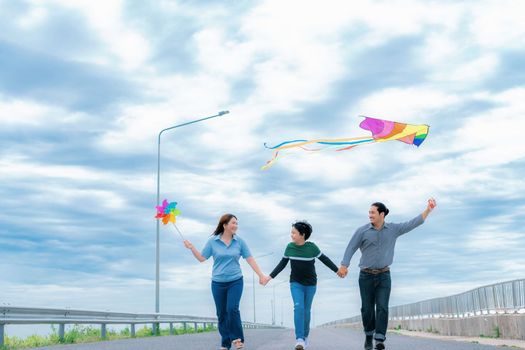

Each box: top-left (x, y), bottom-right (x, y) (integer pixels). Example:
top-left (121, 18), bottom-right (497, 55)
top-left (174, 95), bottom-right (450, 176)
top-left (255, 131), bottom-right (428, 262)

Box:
top-left (341, 214), bottom-right (425, 269)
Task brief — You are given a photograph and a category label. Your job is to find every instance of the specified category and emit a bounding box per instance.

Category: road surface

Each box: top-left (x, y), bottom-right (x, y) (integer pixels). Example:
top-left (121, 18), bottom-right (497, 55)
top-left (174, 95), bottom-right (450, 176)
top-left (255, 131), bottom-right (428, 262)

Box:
top-left (30, 328), bottom-right (502, 350)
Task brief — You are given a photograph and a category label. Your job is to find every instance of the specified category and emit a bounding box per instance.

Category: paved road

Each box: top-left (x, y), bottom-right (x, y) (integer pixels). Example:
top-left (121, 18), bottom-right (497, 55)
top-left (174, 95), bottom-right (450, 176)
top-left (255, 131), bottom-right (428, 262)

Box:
top-left (29, 328), bottom-right (502, 350)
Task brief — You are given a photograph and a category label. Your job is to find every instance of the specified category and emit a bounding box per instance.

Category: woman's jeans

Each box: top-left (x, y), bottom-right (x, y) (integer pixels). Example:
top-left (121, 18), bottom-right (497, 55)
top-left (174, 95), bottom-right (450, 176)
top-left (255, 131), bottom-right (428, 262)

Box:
top-left (211, 277), bottom-right (244, 348)
top-left (358, 271), bottom-right (391, 341)
top-left (290, 282), bottom-right (317, 340)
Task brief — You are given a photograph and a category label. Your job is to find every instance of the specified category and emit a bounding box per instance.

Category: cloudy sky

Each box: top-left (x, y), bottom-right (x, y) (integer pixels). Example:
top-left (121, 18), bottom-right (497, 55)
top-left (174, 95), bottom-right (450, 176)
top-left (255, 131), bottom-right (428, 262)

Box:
top-left (1, 0), bottom-right (525, 333)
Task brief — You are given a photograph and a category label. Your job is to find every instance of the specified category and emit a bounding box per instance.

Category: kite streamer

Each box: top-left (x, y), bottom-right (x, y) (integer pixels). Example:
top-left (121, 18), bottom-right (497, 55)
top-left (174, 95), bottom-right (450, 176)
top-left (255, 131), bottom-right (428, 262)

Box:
top-left (155, 199), bottom-right (185, 239)
top-left (262, 116), bottom-right (429, 169)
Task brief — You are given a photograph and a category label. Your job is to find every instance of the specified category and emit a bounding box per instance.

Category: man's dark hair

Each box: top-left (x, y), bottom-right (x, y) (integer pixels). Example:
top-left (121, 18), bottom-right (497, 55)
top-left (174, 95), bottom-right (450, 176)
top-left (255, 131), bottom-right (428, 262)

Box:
top-left (372, 202), bottom-right (389, 217)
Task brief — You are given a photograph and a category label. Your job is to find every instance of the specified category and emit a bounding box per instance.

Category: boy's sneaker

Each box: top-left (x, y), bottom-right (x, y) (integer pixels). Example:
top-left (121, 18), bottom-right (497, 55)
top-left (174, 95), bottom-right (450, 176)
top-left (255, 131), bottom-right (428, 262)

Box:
top-left (374, 340), bottom-right (385, 350)
top-left (364, 335), bottom-right (373, 349)
top-left (295, 338), bottom-right (306, 350)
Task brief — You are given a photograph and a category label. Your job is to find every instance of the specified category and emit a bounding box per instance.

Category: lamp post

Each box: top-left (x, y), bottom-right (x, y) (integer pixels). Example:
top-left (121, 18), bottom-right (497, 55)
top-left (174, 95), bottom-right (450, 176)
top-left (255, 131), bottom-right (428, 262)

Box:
top-left (155, 110), bottom-right (229, 317)
top-left (252, 252), bottom-right (273, 323)
top-left (271, 279), bottom-right (287, 325)
top-left (280, 295), bottom-right (290, 326)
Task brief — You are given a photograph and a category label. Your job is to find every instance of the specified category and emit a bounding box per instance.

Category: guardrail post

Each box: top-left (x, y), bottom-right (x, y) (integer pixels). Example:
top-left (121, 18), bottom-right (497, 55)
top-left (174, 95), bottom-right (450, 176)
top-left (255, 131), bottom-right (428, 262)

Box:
top-left (183, 322), bottom-right (187, 331)
top-left (169, 322), bottom-right (174, 335)
top-left (101, 324), bottom-right (107, 340)
top-left (59, 324), bottom-right (65, 341)
top-left (131, 324), bottom-right (135, 337)
top-left (512, 280), bottom-right (518, 311)
top-left (502, 284), bottom-right (507, 312)
top-left (0, 323), bottom-right (5, 347)
top-left (194, 322), bottom-right (198, 332)
top-left (483, 287), bottom-right (489, 314)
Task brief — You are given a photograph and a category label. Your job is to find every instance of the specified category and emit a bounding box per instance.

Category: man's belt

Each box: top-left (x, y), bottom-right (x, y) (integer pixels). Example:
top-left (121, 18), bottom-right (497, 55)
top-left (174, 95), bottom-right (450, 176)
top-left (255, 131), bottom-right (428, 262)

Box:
top-left (361, 266), bottom-right (390, 274)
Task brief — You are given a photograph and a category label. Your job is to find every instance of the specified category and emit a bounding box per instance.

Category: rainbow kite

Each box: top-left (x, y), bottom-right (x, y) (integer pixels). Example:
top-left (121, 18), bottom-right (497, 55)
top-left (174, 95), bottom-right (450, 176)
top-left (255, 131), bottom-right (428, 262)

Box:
top-left (262, 116), bottom-right (429, 170)
top-left (155, 199), bottom-right (185, 239)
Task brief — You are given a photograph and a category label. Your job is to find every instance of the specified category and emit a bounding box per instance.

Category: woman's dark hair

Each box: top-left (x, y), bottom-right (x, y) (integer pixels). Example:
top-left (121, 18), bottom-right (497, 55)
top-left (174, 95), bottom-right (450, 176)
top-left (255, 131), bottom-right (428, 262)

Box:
top-left (213, 214), bottom-right (237, 235)
top-left (371, 202), bottom-right (389, 217)
top-left (292, 221), bottom-right (313, 240)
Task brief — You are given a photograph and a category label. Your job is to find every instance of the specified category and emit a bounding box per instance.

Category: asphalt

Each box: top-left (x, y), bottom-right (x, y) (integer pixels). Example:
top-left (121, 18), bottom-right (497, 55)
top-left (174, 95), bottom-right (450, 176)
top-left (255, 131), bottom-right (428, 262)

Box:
top-left (28, 328), bottom-right (503, 350)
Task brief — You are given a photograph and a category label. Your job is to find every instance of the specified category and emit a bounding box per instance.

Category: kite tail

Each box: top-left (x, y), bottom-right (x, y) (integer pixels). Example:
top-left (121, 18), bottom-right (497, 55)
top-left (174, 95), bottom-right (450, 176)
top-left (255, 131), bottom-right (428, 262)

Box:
top-left (261, 150), bottom-right (280, 170)
top-left (264, 140), bottom-right (308, 150)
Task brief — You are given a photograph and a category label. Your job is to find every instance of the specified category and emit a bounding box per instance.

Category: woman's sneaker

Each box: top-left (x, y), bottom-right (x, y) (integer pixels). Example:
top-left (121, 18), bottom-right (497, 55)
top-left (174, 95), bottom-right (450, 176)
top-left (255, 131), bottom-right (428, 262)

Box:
top-left (295, 338), bottom-right (306, 350)
top-left (304, 337), bottom-right (309, 348)
top-left (232, 339), bottom-right (244, 349)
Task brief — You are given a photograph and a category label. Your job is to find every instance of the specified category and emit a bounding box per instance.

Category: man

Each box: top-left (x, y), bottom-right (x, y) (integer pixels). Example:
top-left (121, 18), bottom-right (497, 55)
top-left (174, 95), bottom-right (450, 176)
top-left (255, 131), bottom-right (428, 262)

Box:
top-left (338, 198), bottom-right (436, 350)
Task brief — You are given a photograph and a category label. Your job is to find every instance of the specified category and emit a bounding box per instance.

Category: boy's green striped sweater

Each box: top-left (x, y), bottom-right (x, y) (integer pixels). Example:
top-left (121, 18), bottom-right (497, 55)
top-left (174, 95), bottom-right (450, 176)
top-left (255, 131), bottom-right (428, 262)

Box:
top-left (270, 241), bottom-right (338, 285)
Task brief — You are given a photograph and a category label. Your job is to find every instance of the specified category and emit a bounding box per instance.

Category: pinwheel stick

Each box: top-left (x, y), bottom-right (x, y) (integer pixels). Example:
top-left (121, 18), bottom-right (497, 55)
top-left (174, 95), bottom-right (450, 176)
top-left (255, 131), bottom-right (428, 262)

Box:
top-left (172, 223), bottom-right (185, 240)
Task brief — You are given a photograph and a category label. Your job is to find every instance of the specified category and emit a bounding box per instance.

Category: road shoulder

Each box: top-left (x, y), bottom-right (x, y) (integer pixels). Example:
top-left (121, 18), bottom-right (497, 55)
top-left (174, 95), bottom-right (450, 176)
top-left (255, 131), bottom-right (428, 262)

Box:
top-left (391, 329), bottom-right (525, 349)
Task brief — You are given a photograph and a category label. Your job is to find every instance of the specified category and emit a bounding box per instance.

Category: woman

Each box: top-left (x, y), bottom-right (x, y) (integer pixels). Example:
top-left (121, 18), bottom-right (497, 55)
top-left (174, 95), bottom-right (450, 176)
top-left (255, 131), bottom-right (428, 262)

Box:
top-left (262, 221), bottom-right (341, 350)
top-left (184, 214), bottom-right (266, 350)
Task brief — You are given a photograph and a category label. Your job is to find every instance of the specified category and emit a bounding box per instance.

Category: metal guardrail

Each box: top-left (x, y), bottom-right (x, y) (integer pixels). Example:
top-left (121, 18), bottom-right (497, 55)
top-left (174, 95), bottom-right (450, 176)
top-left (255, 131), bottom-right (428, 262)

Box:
top-left (0, 306), bottom-right (283, 346)
top-left (320, 278), bottom-right (525, 327)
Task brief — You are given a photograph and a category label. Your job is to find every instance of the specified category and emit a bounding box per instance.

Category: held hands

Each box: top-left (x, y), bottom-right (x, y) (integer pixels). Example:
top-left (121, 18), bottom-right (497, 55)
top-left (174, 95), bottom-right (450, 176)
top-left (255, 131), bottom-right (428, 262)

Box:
top-left (337, 265), bottom-right (348, 278)
top-left (260, 275), bottom-right (272, 286)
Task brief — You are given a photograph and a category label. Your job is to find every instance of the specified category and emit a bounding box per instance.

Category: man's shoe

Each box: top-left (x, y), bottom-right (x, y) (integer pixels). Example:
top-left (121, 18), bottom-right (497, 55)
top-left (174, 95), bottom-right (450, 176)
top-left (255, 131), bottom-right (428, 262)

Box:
top-left (374, 340), bottom-right (385, 350)
top-left (364, 335), bottom-right (373, 350)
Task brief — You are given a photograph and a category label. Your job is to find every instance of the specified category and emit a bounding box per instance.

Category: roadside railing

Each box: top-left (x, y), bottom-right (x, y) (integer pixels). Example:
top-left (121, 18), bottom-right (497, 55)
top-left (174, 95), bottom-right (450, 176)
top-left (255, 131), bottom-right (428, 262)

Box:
top-left (390, 278), bottom-right (525, 320)
top-left (0, 306), bottom-right (283, 346)
top-left (320, 278), bottom-right (525, 327)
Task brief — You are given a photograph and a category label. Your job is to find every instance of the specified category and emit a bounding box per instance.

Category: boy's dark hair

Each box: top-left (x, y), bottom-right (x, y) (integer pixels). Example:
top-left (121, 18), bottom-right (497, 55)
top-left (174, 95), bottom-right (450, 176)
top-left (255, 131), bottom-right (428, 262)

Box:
top-left (371, 202), bottom-right (390, 217)
top-left (292, 221), bottom-right (313, 240)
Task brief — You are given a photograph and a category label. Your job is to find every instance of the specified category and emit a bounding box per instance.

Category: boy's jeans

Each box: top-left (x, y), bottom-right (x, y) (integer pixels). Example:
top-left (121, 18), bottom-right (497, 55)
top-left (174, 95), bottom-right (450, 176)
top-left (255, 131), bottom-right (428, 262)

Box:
top-left (290, 282), bottom-right (317, 340)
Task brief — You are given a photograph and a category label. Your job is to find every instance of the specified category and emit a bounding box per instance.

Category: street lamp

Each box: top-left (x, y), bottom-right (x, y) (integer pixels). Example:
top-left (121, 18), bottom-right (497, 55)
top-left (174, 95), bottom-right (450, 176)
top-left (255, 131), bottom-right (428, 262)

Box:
top-left (155, 110), bottom-right (229, 316)
top-left (271, 279), bottom-right (287, 325)
top-left (280, 295), bottom-right (290, 327)
top-left (252, 252), bottom-right (273, 323)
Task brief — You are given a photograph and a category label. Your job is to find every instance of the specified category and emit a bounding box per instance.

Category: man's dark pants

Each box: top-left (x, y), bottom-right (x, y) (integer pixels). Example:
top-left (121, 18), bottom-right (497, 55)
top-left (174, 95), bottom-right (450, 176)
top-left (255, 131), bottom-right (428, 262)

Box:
top-left (358, 270), bottom-right (391, 341)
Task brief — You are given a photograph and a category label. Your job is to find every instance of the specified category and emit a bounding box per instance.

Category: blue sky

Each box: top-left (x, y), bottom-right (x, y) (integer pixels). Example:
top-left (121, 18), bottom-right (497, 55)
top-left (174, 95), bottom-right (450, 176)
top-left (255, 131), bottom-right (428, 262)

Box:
top-left (1, 0), bottom-right (525, 331)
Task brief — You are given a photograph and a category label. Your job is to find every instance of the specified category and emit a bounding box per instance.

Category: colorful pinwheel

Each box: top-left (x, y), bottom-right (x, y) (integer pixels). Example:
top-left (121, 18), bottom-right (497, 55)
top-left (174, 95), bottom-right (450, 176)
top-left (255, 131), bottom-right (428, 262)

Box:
top-left (155, 199), bottom-right (184, 239)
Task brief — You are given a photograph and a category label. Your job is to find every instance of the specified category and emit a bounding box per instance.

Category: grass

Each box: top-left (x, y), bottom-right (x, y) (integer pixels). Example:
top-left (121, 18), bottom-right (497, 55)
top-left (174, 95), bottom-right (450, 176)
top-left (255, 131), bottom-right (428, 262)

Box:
top-left (479, 326), bottom-right (501, 339)
top-left (0, 324), bottom-right (216, 350)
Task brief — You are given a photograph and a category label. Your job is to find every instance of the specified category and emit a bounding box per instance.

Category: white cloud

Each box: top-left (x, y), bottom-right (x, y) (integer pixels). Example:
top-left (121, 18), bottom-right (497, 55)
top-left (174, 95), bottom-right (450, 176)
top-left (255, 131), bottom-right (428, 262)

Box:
top-left (455, 88), bottom-right (525, 166)
top-left (46, 0), bottom-right (150, 69)
top-left (351, 87), bottom-right (460, 121)
top-left (16, 5), bottom-right (48, 29)
top-left (465, 210), bottom-right (525, 252)
top-left (0, 95), bottom-right (85, 126)
top-left (97, 73), bottom-right (232, 152)
top-left (469, 0), bottom-right (525, 50)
